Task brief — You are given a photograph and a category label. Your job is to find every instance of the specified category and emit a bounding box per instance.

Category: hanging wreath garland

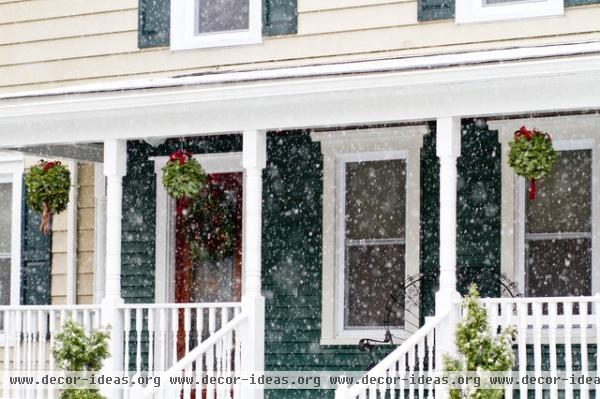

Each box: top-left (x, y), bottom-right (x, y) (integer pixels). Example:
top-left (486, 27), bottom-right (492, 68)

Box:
top-left (161, 150), bottom-right (207, 214)
top-left (508, 126), bottom-right (557, 200)
top-left (24, 160), bottom-right (71, 234)
top-left (184, 180), bottom-right (236, 262)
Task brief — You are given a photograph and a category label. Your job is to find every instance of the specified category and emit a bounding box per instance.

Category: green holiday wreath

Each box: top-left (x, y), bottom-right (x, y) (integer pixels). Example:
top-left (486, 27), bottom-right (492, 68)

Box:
top-left (185, 181), bottom-right (236, 262)
top-left (161, 150), bottom-right (207, 204)
top-left (24, 160), bottom-right (71, 234)
top-left (508, 126), bottom-right (557, 200)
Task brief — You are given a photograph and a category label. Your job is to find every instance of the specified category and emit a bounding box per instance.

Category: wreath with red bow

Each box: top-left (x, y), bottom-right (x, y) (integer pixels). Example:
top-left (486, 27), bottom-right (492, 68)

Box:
top-left (508, 126), bottom-right (557, 200)
top-left (161, 150), bottom-right (206, 214)
top-left (24, 160), bottom-right (71, 234)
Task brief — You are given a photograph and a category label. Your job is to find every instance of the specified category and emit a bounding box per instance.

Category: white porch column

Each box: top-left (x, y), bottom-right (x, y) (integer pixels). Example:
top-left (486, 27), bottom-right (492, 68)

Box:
top-left (101, 140), bottom-right (126, 398)
top-left (435, 118), bottom-right (462, 399)
top-left (241, 130), bottom-right (266, 399)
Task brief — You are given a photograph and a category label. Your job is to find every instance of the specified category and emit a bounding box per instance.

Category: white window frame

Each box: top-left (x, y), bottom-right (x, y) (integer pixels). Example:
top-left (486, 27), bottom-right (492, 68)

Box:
top-left (516, 139), bottom-right (596, 296)
top-left (312, 126), bottom-right (428, 345)
top-left (489, 115), bottom-right (600, 297)
top-left (0, 153), bottom-right (24, 308)
top-left (151, 152), bottom-right (243, 303)
top-left (170, 0), bottom-right (262, 51)
top-left (456, 0), bottom-right (563, 24)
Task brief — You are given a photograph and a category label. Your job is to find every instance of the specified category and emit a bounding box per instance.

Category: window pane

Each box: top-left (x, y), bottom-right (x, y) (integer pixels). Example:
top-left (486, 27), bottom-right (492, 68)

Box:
top-left (0, 183), bottom-right (12, 254)
top-left (196, 0), bottom-right (249, 34)
top-left (0, 258), bottom-right (10, 305)
top-left (526, 238), bottom-right (591, 297)
top-left (345, 159), bottom-right (406, 240)
top-left (526, 150), bottom-right (591, 234)
top-left (345, 244), bottom-right (405, 328)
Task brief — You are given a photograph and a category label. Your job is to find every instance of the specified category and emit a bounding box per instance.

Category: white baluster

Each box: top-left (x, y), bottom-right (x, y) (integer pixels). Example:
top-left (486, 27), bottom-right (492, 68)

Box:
top-left (233, 324), bottom-right (241, 399)
top-left (158, 308), bottom-right (167, 372)
top-left (399, 352), bottom-right (406, 399)
top-left (196, 307), bottom-right (204, 346)
top-left (124, 308), bottom-right (131, 375)
top-left (516, 302), bottom-right (527, 399)
top-left (426, 331), bottom-right (433, 399)
top-left (36, 311), bottom-right (45, 399)
top-left (579, 300), bottom-right (589, 399)
top-left (14, 311), bottom-right (22, 372)
top-left (595, 296), bottom-right (600, 399)
top-left (184, 308), bottom-right (191, 357)
top-left (533, 302), bottom-right (542, 399)
top-left (408, 347), bottom-right (415, 399)
top-left (171, 308), bottom-right (178, 366)
top-left (564, 302), bottom-right (573, 399)
top-left (148, 308), bottom-right (155, 375)
top-left (136, 308), bottom-right (143, 374)
top-left (501, 302), bottom-right (513, 399)
top-left (207, 308), bottom-right (216, 399)
top-left (3, 311), bottom-right (11, 399)
top-left (548, 302), bottom-right (558, 399)
top-left (417, 340), bottom-right (425, 399)
top-left (48, 310), bottom-right (56, 399)
top-left (83, 310), bottom-right (91, 333)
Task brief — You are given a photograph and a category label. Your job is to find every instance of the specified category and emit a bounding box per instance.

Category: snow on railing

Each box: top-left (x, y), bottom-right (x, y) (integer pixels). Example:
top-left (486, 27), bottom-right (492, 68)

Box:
top-left (131, 311), bottom-right (247, 399)
top-left (335, 311), bottom-right (449, 399)
top-left (480, 295), bottom-right (600, 399)
top-left (117, 302), bottom-right (242, 376)
top-left (0, 304), bottom-right (101, 399)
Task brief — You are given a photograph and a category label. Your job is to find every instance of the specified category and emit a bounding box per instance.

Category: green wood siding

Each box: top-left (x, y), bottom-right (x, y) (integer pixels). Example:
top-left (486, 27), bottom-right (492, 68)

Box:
top-left (21, 181), bottom-right (51, 305)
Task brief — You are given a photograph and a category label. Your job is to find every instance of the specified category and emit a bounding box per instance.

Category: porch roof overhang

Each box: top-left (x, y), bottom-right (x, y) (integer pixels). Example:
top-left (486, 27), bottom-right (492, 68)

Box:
top-left (2, 40), bottom-right (600, 147)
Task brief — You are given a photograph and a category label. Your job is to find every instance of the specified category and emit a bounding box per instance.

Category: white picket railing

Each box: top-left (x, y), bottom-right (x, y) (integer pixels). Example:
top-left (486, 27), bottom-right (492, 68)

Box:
top-left (0, 304), bottom-right (101, 399)
top-left (131, 311), bottom-right (247, 399)
top-left (335, 311), bottom-right (449, 399)
top-left (481, 295), bottom-right (600, 399)
top-left (118, 302), bottom-right (242, 376)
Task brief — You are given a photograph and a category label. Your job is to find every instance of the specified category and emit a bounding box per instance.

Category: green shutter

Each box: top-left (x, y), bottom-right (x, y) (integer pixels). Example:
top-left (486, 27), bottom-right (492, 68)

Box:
top-left (138, 0), bottom-right (170, 49)
top-left (263, 0), bottom-right (297, 36)
top-left (20, 182), bottom-right (52, 305)
top-left (418, 0), bottom-right (455, 21)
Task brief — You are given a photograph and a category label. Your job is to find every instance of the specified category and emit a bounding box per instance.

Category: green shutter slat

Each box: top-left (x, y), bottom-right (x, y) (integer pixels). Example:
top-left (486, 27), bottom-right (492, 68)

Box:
top-left (20, 181), bottom-right (52, 306)
top-left (418, 0), bottom-right (454, 21)
top-left (263, 0), bottom-right (297, 36)
top-left (138, 0), bottom-right (170, 49)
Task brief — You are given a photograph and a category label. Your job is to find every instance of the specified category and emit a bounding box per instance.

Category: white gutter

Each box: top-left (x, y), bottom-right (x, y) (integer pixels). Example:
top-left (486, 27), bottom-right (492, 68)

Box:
top-left (1, 39), bottom-right (600, 100)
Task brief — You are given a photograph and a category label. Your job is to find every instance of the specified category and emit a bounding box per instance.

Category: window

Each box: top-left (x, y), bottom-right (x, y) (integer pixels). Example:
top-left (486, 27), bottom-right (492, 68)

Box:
top-left (340, 155), bottom-right (406, 330)
top-left (312, 127), bottom-right (427, 345)
top-left (523, 147), bottom-right (592, 297)
top-left (490, 115), bottom-right (600, 299)
top-left (0, 179), bottom-right (13, 305)
top-left (455, 0), bottom-right (563, 23)
top-left (0, 154), bottom-right (24, 309)
top-left (171, 0), bottom-right (262, 50)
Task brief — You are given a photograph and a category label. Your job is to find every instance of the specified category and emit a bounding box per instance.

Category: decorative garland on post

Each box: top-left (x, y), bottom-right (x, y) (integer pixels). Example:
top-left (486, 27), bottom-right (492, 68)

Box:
top-left (161, 150), bottom-right (206, 215)
top-left (24, 160), bottom-right (71, 235)
top-left (508, 126), bottom-right (557, 200)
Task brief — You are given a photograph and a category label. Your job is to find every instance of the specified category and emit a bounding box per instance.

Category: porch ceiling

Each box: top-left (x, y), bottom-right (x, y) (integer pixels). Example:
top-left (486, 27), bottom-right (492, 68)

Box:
top-left (7, 143), bottom-right (103, 162)
top-left (1, 41), bottom-right (600, 147)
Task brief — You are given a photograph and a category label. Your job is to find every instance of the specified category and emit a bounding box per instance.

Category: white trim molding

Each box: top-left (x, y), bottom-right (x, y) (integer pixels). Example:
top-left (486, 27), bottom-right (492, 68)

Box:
top-left (312, 126), bottom-right (428, 345)
top-left (456, 0), bottom-right (563, 24)
top-left (151, 152), bottom-right (243, 303)
top-left (489, 115), bottom-right (600, 296)
top-left (170, 0), bottom-right (262, 50)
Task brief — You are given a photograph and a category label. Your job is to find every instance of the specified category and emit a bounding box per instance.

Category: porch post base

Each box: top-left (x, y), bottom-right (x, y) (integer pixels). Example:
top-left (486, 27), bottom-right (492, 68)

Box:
top-left (241, 293), bottom-right (265, 399)
top-left (100, 296), bottom-right (124, 399)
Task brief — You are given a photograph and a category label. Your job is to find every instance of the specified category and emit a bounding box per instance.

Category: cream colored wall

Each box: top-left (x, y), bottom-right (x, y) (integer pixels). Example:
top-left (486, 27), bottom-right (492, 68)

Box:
top-left (1, 0), bottom-right (600, 92)
top-left (23, 158), bottom-right (95, 305)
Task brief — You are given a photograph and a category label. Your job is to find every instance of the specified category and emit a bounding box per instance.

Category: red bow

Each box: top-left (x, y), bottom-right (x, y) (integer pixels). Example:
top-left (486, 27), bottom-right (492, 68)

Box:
top-left (514, 126), bottom-right (532, 141)
top-left (43, 161), bottom-right (60, 172)
top-left (169, 150), bottom-right (191, 166)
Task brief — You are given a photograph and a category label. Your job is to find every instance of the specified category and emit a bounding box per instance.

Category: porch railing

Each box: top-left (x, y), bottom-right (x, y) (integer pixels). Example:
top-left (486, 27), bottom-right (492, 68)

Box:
top-left (117, 302), bottom-right (242, 375)
top-left (335, 311), bottom-right (449, 399)
top-left (481, 295), bottom-right (600, 399)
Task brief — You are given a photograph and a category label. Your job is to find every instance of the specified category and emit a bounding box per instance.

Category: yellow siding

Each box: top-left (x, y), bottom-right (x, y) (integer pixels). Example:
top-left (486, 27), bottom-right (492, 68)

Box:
top-left (0, 0), bottom-right (599, 92)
